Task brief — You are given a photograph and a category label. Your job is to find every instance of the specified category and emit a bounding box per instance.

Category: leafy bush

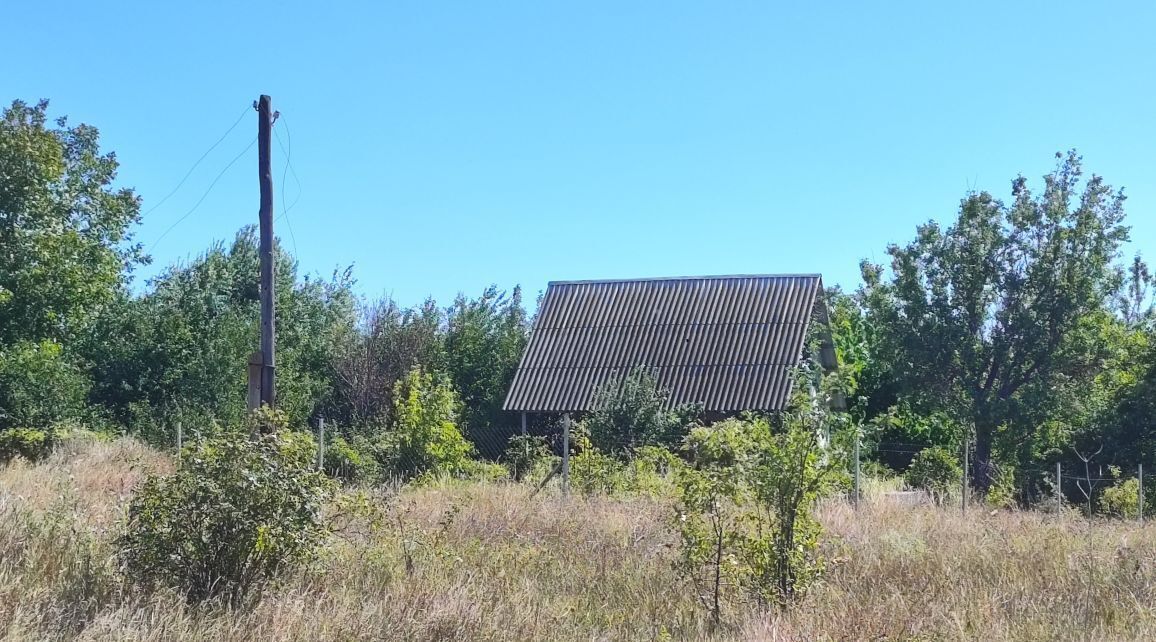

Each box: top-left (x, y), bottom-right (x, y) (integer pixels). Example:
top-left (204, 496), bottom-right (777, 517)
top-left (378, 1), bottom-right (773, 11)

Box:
top-left (627, 445), bottom-right (680, 494)
top-left (675, 412), bottom-right (841, 624)
top-left (569, 449), bottom-right (628, 495)
top-left (0, 427), bottom-right (51, 463)
top-left (1100, 468), bottom-right (1152, 518)
top-left (503, 434), bottom-right (551, 482)
top-left (117, 413), bottom-right (334, 604)
top-left (371, 366), bottom-right (473, 480)
top-left (323, 434), bottom-right (379, 483)
top-left (0, 340), bottom-right (89, 431)
top-left (565, 444), bottom-right (680, 496)
top-left (869, 405), bottom-right (963, 471)
top-left (587, 366), bottom-right (701, 455)
top-left (742, 414), bottom-right (836, 605)
top-left (458, 459), bottom-right (510, 483)
top-left (906, 446), bottom-right (962, 506)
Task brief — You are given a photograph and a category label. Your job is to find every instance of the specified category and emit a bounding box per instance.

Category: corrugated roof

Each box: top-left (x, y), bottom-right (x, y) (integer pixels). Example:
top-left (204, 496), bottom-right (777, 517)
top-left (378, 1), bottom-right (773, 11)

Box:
top-left (504, 274), bottom-right (826, 413)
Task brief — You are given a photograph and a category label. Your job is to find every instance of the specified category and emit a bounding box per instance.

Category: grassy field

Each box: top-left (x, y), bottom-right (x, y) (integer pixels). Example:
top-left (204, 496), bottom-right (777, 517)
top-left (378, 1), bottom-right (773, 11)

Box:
top-left (2, 435), bottom-right (1155, 641)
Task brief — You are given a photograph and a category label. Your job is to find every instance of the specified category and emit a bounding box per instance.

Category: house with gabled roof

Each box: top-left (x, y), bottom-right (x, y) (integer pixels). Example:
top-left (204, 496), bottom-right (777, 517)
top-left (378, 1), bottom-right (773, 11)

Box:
top-left (503, 274), bottom-right (837, 426)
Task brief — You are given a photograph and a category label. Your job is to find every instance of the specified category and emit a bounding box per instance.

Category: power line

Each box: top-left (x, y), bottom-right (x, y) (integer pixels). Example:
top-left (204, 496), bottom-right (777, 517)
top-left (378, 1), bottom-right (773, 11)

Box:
top-left (143, 105), bottom-right (250, 218)
top-left (274, 115), bottom-right (303, 218)
top-left (272, 118), bottom-right (299, 259)
top-left (147, 136), bottom-right (257, 254)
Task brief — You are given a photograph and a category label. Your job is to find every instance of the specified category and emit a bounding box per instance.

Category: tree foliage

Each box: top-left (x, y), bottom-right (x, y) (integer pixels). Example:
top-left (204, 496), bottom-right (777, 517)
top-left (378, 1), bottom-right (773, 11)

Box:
top-left (326, 297), bottom-right (446, 430)
top-left (861, 151), bottom-right (1129, 490)
top-left (85, 228), bottom-right (356, 437)
top-left (371, 366), bottom-right (473, 480)
top-left (0, 100), bottom-right (145, 347)
top-left (0, 340), bottom-right (89, 431)
top-left (445, 286), bottom-right (528, 457)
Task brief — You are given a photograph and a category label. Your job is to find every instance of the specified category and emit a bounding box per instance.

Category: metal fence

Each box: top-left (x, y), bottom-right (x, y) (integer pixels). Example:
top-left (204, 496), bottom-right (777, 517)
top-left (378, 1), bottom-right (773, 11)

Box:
top-left (851, 437), bottom-right (1153, 521)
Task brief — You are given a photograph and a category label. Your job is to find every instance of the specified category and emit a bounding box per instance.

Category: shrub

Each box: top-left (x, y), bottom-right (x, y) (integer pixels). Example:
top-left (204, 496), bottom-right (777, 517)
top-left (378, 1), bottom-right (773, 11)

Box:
top-left (675, 411), bottom-right (841, 624)
top-left (567, 445), bottom-right (679, 497)
top-left (1100, 468), bottom-right (1152, 518)
top-left (117, 413), bottom-right (334, 604)
top-left (628, 445), bottom-right (680, 494)
top-left (742, 413), bottom-right (835, 605)
top-left (906, 446), bottom-right (962, 506)
top-left (0, 427), bottom-right (51, 463)
top-left (503, 434), bottom-right (551, 482)
top-left (0, 340), bottom-right (89, 431)
top-left (569, 449), bottom-right (628, 495)
top-left (675, 421), bottom-right (757, 625)
top-left (458, 459), bottom-right (510, 483)
top-left (371, 366), bottom-right (473, 480)
top-left (323, 434), bottom-right (379, 483)
top-left (587, 366), bottom-right (701, 455)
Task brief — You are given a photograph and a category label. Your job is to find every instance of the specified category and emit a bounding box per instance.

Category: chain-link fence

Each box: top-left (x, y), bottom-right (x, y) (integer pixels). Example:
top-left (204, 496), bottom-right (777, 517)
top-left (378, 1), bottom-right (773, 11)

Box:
top-left (851, 437), bottom-right (1154, 520)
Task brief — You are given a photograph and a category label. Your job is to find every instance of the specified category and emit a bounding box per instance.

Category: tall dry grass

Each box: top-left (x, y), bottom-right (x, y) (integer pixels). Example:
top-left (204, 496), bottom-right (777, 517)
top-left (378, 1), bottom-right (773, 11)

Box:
top-left (1, 436), bottom-right (1154, 641)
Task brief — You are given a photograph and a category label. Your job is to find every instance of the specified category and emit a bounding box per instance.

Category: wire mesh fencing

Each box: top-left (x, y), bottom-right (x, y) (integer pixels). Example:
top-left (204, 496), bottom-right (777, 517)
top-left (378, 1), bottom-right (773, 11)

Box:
top-left (853, 437), bottom-right (1154, 521)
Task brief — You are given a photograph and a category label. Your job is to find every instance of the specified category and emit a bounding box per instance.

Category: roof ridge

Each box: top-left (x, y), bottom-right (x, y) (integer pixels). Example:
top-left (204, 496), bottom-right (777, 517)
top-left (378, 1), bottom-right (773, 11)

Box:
top-left (548, 273), bottom-right (822, 286)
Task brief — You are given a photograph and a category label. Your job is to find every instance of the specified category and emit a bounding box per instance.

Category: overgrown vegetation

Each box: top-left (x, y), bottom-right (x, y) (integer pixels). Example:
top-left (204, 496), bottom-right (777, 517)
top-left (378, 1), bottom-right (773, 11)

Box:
top-left (117, 410), bottom-right (333, 605)
top-left (5, 437), bottom-right (1156, 641)
top-left (586, 366), bottom-right (702, 454)
top-left (905, 446), bottom-right (962, 506)
top-left (674, 364), bottom-right (845, 626)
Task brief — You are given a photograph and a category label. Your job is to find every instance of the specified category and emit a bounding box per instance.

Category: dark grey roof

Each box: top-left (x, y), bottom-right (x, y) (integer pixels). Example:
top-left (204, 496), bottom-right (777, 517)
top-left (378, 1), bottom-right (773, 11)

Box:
top-left (504, 274), bottom-right (827, 413)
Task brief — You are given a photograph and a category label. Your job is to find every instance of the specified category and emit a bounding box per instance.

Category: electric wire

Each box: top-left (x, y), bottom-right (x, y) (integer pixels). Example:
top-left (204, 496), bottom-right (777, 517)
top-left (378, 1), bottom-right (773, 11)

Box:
top-left (272, 118), bottom-right (300, 259)
top-left (143, 105), bottom-right (250, 218)
top-left (147, 136), bottom-right (257, 254)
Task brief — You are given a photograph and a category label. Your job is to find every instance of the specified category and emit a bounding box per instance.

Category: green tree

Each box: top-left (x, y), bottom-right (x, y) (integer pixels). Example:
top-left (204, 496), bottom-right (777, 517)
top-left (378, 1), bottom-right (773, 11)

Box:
top-left (587, 365), bottom-right (701, 454)
top-left (0, 100), bottom-right (144, 346)
top-left (0, 340), bottom-right (89, 431)
top-left (373, 365), bottom-right (473, 479)
top-left (325, 297), bottom-right (446, 431)
top-left (862, 152), bottom-right (1129, 491)
top-left (445, 285), bottom-right (528, 457)
top-left (86, 228), bottom-right (355, 436)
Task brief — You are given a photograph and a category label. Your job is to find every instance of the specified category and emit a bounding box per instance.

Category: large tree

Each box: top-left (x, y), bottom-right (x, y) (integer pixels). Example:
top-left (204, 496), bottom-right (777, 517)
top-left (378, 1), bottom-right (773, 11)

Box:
top-left (862, 151), bottom-right (1129, 490)
top-left (0, 100), bottom-right (144, 346)
top-left (445, 285), bottom-right (528, 458)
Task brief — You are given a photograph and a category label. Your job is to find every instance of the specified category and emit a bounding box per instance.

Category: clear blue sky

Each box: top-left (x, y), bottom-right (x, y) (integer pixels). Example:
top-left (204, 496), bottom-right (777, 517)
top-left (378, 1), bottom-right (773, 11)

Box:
top-left (7, 1), bottom-right (1155, 308)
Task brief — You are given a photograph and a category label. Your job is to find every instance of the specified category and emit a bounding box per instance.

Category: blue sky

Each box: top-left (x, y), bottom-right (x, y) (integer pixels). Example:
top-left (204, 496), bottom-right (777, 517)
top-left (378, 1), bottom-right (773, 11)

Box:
top-left (7, 1), bottom-right (1155, 308)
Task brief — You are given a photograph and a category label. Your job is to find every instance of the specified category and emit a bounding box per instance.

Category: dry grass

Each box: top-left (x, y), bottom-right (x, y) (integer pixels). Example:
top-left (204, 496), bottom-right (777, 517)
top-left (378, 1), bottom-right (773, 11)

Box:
top-left (2, 437), bottom-right (1155, 641)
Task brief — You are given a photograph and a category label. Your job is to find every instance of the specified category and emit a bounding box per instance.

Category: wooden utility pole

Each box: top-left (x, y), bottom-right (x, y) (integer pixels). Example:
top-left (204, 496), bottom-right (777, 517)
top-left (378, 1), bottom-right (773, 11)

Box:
top-left (257, 95), bottom-right (276, 408)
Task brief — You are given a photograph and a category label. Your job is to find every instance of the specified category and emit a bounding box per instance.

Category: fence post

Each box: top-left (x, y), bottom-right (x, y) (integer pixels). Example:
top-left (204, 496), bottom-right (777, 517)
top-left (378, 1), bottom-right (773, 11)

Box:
top-left (317, 417), bottom-right (325, 472)
top-left (961, 438), bottom-right (968, 516)
top-left (853, 431), bottom-right (860, 508)
top-left (1056, 461), bottom-right (1062, 515)
top-left (1139, 463), bottom-right (1144, 524)
top-left (521, 412), bottom-right (528, 437)
top-left (176, 422), bottom-right (182, 460)
top-left (562, 413), bottom-right (571, 496)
